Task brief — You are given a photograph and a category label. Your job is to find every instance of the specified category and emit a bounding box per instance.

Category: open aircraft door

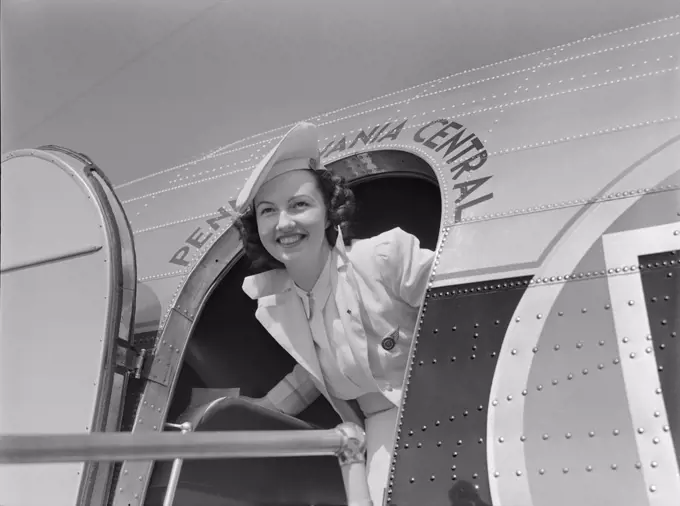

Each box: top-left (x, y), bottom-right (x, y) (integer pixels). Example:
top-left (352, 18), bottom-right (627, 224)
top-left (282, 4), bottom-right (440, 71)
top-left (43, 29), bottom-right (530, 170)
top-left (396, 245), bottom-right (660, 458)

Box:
top-left (0, 146), bottom-right (138, 506)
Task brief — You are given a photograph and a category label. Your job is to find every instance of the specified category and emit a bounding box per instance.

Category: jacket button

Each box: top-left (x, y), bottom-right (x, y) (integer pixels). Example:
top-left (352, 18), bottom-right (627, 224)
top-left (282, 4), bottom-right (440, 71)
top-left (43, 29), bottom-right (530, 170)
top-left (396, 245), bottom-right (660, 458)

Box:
top-left (382, 337), bottom-right (396, 351)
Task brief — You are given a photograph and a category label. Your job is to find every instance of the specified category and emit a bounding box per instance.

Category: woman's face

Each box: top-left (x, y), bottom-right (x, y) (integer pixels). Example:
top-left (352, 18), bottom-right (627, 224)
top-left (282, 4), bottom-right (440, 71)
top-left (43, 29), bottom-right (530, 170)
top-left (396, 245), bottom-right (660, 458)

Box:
top-left (253, 169), bottom-right (329, 268)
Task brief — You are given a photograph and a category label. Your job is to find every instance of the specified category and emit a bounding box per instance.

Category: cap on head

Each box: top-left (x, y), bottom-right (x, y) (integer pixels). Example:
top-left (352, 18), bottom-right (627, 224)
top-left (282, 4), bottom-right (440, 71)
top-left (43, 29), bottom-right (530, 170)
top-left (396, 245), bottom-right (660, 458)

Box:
top-left (234, 121), bottom-right (322, 213)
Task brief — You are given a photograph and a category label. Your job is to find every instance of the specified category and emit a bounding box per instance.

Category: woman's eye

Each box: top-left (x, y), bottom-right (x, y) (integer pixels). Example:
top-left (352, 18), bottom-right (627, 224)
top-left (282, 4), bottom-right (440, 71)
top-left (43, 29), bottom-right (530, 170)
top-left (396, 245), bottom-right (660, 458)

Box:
top-left (259, 207), bottom-right (274, 215)
top-left (293, 201), bottom-right (309, 209)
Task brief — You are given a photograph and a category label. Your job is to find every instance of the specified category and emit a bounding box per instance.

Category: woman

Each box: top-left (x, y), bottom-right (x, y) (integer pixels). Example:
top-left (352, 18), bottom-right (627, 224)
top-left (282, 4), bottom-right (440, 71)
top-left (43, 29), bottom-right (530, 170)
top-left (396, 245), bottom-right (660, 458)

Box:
top-left (233, 121), bottom-right (434, 504)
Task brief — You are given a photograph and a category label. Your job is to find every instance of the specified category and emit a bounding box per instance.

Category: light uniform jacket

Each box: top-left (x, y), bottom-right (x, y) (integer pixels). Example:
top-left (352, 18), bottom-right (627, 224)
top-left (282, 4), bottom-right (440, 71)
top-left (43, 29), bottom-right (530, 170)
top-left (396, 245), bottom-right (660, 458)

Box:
top-left (242, 227), bottom-right (435, 427)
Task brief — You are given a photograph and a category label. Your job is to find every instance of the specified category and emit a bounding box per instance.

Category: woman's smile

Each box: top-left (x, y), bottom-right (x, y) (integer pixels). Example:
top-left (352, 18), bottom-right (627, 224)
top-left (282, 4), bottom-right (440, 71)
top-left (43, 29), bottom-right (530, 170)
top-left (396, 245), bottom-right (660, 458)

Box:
top-left (254, 169), bottom-right (329, 274)
top-left (277, 233), bottom-right (307, 247)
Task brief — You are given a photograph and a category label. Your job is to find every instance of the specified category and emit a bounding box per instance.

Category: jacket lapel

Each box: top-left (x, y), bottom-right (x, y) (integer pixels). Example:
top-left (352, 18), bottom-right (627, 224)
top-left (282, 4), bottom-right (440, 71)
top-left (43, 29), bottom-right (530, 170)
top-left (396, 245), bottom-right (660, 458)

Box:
top-left (332, 236), bottom-right (374, 382)
top-left (243, 271), bottom-right (325, 388)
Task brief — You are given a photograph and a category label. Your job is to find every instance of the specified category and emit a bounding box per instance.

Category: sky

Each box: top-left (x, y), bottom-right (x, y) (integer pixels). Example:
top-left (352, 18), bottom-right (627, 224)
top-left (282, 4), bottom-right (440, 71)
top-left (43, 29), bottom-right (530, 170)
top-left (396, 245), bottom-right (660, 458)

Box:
top-left (2, 0), bottom-right (679, 186)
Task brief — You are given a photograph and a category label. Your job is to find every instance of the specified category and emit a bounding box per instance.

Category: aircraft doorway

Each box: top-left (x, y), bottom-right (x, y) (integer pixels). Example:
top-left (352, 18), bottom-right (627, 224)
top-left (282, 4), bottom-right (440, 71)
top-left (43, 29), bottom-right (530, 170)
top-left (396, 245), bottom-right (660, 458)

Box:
top-left (147, 151), bottom-right (441, 505)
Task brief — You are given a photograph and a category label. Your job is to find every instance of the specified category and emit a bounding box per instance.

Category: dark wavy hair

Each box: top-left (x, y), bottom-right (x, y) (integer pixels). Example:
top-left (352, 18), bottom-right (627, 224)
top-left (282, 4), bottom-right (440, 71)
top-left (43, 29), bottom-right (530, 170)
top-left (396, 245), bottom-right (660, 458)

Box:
top-left (234, 169), bottom-right (356, 271)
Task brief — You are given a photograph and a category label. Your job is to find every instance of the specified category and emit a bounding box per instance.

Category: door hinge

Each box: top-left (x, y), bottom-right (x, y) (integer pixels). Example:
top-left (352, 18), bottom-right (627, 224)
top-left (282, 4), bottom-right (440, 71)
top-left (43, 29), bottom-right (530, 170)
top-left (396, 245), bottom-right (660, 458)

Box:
top-left (115, 338), bottom-right (153, 380)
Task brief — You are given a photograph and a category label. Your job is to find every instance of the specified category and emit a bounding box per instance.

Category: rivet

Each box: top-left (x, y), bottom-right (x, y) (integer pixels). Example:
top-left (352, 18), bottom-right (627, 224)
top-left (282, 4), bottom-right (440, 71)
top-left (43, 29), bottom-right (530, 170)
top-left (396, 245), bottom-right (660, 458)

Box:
top-left (599, 340), bottom-right (605, 346)
top-left (611, 464), bottom-right (618, 470)
top-left (582, 368), bottom-right (589, 375)
top-left (622, 337), bottom-right (629, 343)
top-left (516, 470), bottom-right (522, 476)
top-left (613, 429), bottom-right (620, 436)
top-left (554, 344), bottom-right (560, 350)
top-left (628, 300), bottom-right (635, 306)
top-left (630, 352), bottom-right (636, 359)
top-left (542, 433), bottom-right (549, 440)
top-left (563, 467), bottom-right (569, 474)
top-left (566, 432), bottom-right (572, 439)
top-left (637, 428), bottom-right (644, 434)
top-left (654, 411), bottom-right (661, 418)
top-left (536, 313), bottom-right (542, 319)
top-left (507, 395), bottom-right (513, 401)
top-left (511, 349), bottom-right (517, 355)
top-left (539, 468), bottom-right (545, 475)
top-left (586, 465), bottom-right (593, 472)
top-left (494, 471), bottom-right (500, 477)
top-left (558, 311), bottom-right (564, 316)
top-left (650, 485), bottom-right (657, 492)
top-left (636, 462), bottom-right (642, 469)
top-left (653, 437), bottom-right (660, 444)
top-left (651, 461), bottom-right (658, 468)
top-left (656, 388), bottom-right (662, 394)
top-left (520, 435), bottom-right (526, 442)
top-left (589, 431), bottom-right (595, 437)
top-left (577, 342), bottom-right (583, 349)
top-left (663, 425), bottom-right (670, 432)
top-left (522, 389), bottom-right (528, 395)
top-left (499, 437), bottom-right (505, 443)
top-left (567, 373), bottom-right (574, 380)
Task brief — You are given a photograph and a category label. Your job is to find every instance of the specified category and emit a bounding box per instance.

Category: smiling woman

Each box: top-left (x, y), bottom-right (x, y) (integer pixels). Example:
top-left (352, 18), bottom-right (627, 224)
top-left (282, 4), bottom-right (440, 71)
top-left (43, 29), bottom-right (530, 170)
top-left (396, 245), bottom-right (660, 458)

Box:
top-left (227, 122), bottom-right (437, 504)
top-left (141, 125), bottom-right (442, 505)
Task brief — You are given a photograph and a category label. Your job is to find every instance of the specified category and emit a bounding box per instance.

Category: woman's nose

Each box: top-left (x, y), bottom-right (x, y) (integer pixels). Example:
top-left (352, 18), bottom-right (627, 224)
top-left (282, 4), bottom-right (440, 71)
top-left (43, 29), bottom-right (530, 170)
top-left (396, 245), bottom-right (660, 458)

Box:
top-left (276, 211), bottom-right (295, 230)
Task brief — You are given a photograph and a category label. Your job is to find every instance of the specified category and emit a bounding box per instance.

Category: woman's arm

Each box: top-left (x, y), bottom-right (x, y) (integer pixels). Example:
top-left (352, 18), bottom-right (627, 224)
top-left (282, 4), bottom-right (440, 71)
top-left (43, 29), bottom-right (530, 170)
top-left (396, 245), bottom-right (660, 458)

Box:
top-left (252, 364), bottom-right (321, 416)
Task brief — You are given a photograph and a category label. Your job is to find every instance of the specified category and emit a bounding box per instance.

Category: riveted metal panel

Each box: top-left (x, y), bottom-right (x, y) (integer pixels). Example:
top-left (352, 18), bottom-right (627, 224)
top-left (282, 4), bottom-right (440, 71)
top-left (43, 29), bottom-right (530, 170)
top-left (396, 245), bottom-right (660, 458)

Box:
top-left (389, 278), bottom-right (530, 506)
top-left (521, 275), bottom-right (646, 506)
top-left (640, 250), bottom-right (679, 467)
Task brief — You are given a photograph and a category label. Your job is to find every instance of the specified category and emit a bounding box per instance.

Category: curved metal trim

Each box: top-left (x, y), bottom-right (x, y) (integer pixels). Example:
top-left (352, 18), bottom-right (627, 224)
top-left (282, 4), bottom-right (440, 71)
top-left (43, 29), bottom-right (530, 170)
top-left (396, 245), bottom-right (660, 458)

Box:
top-left (35, 145), bottom-right (128, 506)
top-left (87, 166), bottom-right (139, 506)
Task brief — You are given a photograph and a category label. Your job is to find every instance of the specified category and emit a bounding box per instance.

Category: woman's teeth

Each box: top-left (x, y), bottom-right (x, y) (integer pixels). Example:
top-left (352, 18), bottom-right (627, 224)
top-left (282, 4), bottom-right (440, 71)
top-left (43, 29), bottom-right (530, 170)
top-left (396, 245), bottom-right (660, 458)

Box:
top-left (278, 234), bottom-right (304, 245)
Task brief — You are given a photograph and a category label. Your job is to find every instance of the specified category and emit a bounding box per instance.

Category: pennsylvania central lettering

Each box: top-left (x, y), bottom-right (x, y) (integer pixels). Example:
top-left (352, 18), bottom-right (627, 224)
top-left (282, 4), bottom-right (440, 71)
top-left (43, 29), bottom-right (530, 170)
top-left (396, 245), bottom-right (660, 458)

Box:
top-left (320, 118), bottom-right (492, 221)
top-left (169, 118), bottom-right (492, 266)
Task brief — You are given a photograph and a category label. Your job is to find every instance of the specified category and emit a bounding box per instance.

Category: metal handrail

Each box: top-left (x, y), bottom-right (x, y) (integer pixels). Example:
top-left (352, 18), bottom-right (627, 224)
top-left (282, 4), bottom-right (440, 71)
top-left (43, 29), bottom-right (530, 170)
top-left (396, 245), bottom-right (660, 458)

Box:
top-left (0, 422), bottom-right (373, 506)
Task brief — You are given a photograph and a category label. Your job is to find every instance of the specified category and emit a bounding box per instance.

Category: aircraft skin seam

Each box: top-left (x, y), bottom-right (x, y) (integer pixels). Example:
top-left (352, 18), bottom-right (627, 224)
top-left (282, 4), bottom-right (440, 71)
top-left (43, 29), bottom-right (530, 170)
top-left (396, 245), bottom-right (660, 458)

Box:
top-left (430, 257), bottom-right (679, 289)
top-left (126, 116), bottom-right (679, 235)
top-left (314, 44), bottom-right (679, 129)
top-left (321, 65), bottom-right (680, 148)
top-left (165, 156), bottom-right (255, 185)
top-left (445, 183), bottom-right (680, 226)
top-left (202, 16), bottom-right (680, 158)
top-left (120, 65), bottom-right (679, 207)
top-left (112, 18), bottom-right (680, 191)
top-left (189, 42), bottom-right (680, 162)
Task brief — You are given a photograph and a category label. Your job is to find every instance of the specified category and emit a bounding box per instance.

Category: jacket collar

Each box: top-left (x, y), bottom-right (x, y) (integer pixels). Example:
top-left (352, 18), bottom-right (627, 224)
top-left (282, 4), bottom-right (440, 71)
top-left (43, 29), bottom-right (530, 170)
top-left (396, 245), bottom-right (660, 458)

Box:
top-left (242, 228), bottom-right (350, 301)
